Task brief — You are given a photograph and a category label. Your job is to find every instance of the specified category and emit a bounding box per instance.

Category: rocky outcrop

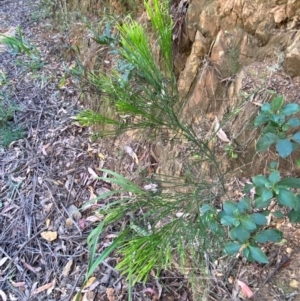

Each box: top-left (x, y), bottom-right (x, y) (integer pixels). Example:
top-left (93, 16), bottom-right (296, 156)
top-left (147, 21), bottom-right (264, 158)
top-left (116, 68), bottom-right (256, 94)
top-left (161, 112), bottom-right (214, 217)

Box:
top-left (175, 0), bottom-right (300, 176)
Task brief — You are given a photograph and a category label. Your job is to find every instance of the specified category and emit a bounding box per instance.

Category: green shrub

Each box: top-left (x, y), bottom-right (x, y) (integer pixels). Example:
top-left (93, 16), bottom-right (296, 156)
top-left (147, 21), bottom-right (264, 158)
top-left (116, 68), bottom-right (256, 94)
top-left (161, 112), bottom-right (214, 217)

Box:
top-left (73, 0), bottom-right (300, 294)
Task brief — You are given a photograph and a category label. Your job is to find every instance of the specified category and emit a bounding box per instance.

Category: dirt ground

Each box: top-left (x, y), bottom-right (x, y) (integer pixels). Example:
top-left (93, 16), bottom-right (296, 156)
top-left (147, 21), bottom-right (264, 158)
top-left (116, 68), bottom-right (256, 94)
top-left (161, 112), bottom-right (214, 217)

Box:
top-left (1, 1), bottom-right (300, 301)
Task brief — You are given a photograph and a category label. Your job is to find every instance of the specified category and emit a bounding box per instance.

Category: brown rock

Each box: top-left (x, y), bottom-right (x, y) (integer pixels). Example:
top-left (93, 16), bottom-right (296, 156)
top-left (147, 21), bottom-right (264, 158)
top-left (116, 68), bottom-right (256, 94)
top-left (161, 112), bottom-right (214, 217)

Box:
top-left (255, 15), bottom-right (275, 46)
top-left (177, 31), bottom-right (209, 98)
top-left (286, 0), bottom-right (300, 18)
top-left (284, 31), bottom-right (300, 77)
top-left (271, 4), bottom-right (287, 24)
top-left (193, 31), bottom-right (209, 57)
top-left (198, 5), bottom-right (220, 38)
top-left (242, 2), bottom-right (264, 34)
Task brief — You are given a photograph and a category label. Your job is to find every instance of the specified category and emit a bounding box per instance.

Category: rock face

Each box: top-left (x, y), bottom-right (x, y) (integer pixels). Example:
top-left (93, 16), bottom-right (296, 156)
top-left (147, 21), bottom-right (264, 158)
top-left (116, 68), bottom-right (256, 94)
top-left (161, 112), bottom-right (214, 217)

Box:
top-left (175, 0), bottom-right (300, 176)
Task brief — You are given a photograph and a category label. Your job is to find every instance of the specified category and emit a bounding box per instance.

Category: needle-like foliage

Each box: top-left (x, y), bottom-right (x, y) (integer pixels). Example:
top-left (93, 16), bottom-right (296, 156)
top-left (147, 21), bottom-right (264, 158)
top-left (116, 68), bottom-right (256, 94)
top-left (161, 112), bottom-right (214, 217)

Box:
top-left (75, 0), bottom-right (227, 293)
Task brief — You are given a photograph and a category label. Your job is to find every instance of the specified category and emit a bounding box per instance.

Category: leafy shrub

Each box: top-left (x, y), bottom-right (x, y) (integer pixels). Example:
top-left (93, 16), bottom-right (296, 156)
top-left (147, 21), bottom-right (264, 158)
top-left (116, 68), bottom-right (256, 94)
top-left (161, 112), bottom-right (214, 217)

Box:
top-left (73, 0), bottom-right (300, 292)
top-left (255, 95), bottom-right (300, 158)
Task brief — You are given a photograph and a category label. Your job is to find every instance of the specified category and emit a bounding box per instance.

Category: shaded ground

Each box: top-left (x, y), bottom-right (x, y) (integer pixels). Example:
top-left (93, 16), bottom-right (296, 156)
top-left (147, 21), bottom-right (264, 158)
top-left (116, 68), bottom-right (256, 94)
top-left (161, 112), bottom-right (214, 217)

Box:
top-left (1, 1), bottom-right (300, 301)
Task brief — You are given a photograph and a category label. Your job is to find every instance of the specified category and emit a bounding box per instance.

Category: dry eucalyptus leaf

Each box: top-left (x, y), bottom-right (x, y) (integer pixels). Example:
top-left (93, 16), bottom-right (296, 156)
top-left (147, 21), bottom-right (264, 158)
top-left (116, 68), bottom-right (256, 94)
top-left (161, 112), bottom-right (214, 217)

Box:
top-left (31, 280), bottom-right (55, 296)
top-left (87, 167), bottom-right (98, 179)
top-left (47, 279), bottom-right (56, 295)
top-left (40, 231), bottom-right (57, 242)
top-left (0, 289), bottom-right (7, 301)
top-left (237, 280), bottom-right (254, 298)
top-left (215, 117), bottom-right (230, 143)
top-left (0, 257), bottom-right (9, 267)
top-left (62, 260), bottom-right (73, 277)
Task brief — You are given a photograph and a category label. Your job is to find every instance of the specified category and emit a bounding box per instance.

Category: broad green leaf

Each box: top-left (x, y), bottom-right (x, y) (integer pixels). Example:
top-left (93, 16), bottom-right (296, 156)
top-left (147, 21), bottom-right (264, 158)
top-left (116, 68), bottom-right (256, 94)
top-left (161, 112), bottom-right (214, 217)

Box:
top-left (292, 142), bottom-right (299, 152)
top-left (269, 161), bottom-right (278, 170)
top-left (249, 246), bottom-right (269, 263)
top-left (276, 139), bottom-right (293, 158)
top-left (223, 201), bottom-right (238, 215)
top-left (217, 210), bottom-right (226, 219)
top-left (291, 132), bottom-right (300, 144)
top-left (221, 215), bottom-right (239, 226)
top-left (269, 114), bottom-right (285, 126)
top-left (237, 197), bottom-right (251, 213)
top-left (254, 229), bottom-right (283, 243)
top-left (256, 133), bottom-right (278, 152)
top-left (282, 123), bottom-right (290, 131)
top-left (232, 224), bottom-right (251, 243)
top-left (261, 189), bottom-right (273, 202)
top-left (287, 118), bottom-right (300, 127)
top-left (244, 183), bottom-right (254, 193)
top-left (271, 95), bottom-right (284, 111)
top-left (278, 177), bottom-right (300, 188)
top-left (255, 186), bottom-right (271, 196)
top-left (277, 189), bottom-right (298, 209)
top-left (262, 124), bottom-right (277, 134)
top-left (278, 132), bottom-right (286, 139)
top-left (254, 113), bottom-right (269, 127)
top-left (252, 175), bottom-right (269, 187)
top-left (281, 103), bottom-right (299, 116)
top-left (224, 242), bottom-right (241, 255)
top-left (243, 247), bottom-right (255, 262)
top-left (268, 171), bottom-right (280, 184)
top-left (288, 209), bottom-right (300, 223)
top-left (201, 204), bottom-right (212, 214)
top-left (255, 196), bottom-right (272, 209)
top-left (261, 103), bottom-right (271, 112)
top-left (251, 213), bottom-right (267, 225)
top-left (241, 215), bottom-right (257, 230)
top-left (272, 211), bottom-right (284, 218)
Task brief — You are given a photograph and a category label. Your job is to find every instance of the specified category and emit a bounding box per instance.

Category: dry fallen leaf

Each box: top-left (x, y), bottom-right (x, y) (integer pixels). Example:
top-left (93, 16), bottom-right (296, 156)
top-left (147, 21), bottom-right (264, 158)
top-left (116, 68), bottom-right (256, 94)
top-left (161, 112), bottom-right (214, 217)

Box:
top-left (124, 146), bottom-right (139, 164)
top-left (21, 258), bottom-right (42, 273)
top-left (47, 279), bottom-right (56, 295)
top-left (0, 289), bottom-right (7, 301)
top-left (98, 153), bottom-right (105, 160)
top-left (10, 281), bottom-right (25, 288)
top-left (237, 280), bottom-right (254, 298)
top-left (106, 288), bottom-right (116, 301)
top-left (83, 277), bottom-right (96, 289)
top-left (67, 204), bottom-right (82, 220)
top-left (46, 218), bottom-right (51, 228)
top-left (31, 279), bottom-right (55, 297)
top-left (88, 167), bottom-right (99, 179)
top-left (0, 257), bottom-right (9, 267)
top-left (40, 231), bottom-right (58, 242)
top-left (65, 218), bottom-right (73, 228)
top-left (215, 117), bottom-right (231, 143)
top-left (289, 279), bottom-right (299, 288)
top-left (62, 260), bottom-right (73, 277)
